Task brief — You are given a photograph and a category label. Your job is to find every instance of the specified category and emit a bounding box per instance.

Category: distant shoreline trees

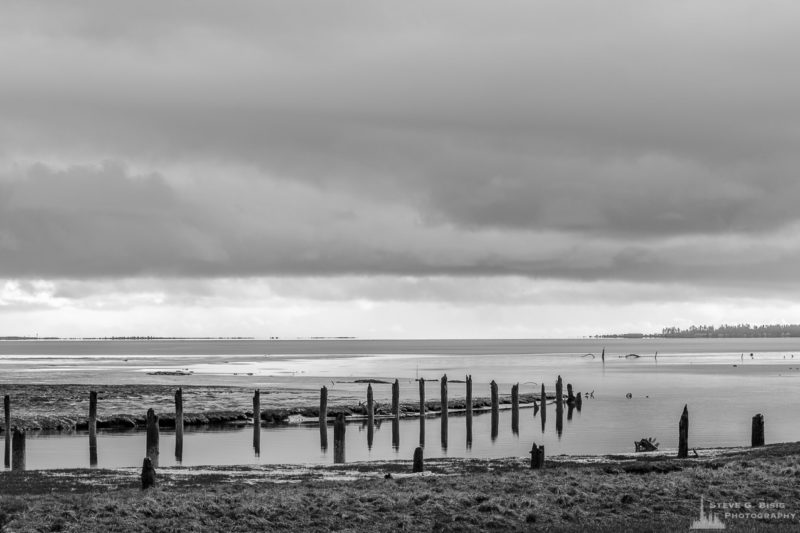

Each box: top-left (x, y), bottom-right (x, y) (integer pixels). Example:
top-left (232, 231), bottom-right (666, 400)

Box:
top-left (597, 323), bottom-right (800, 339)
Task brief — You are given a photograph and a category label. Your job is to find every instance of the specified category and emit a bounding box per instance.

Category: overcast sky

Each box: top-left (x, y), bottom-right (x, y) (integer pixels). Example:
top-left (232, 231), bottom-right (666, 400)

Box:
top-left (1, 1), bottom-right (800, 338)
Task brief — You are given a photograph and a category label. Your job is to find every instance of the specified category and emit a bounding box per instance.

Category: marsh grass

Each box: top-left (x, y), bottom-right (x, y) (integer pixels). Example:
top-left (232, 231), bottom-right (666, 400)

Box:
top-left (2, 443), bottom-right (800, 531)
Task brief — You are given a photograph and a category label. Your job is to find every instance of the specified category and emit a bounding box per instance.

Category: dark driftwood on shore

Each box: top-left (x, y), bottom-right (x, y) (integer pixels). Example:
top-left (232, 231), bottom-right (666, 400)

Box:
top-left (146, 408), bottom-right (159, 467)
top-left (678, 405), bottom-right (689, 458)
top-left (752, 414), bottom-right (764, 447)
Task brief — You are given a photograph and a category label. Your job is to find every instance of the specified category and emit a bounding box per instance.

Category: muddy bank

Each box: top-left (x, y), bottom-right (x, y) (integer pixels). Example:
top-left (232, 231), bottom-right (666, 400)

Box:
top-left (2, 442), bottom-right (799, 531)
top-left (0, 384), bottom-right (556, 432)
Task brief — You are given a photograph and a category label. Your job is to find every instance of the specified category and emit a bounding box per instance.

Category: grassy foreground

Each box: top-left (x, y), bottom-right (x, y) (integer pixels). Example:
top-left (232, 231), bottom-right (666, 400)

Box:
top-left (2, 444), bottom-right (800, 532)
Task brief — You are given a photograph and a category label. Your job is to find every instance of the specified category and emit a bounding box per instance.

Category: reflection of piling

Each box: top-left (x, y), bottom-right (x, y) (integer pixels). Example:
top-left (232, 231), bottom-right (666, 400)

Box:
top-left (319, 386), bottom-right (328, 451)
top-left (175, 388), bottom-right (184, 462)
top-left (440, 374), bottom-right (448, 449)
top-left (392, 379), bottom-right (399, 422)
top-left (540, 384), bottom-right (546, 432)
top-left (253, 390), bottom-right (261, 455)
top-left (465, 375), bottom-right (473, 447)
top-left (333, 413), bottom-right (346, 463)
top-left (567, 403), bottom-right (574, 421)
top-left (392, 418), bottom-right (400, 450)
top-left (367, 384), bottom-right (374, 450)
top-left (419, 378), bottom-right (425, 447)
top-left (89, 390), bottom-right (98, 467)
top-left (556, 402), bottom-right (563, 437)
top-left (529, 442), bottom-right (544, 469)
top-left (575, 391), bottom-right (582, 411)
top-left (413, 446), bottom-right (424, 473)
top-left (11, 429), bottom-right (24, 471)
top-left (4, 395), bottom-right (11, 468)
top-left (511, 383), bottom-right (519, 435)
top-left (146, 408), bottom-right (159, 467)
top-left (678, 405), bottom-right (689, 458)
top-left (601, 347), bottom-right (605, 362)
top-left (752, 414), bottom-right (764, 447)
top-left (490, 380), bottom-right (499, 441)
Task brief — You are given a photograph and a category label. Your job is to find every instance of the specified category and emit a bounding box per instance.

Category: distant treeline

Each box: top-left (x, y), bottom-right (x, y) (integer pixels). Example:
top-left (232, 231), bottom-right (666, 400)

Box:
top-left (597, 324), bottom-right (800, 339)
top-left (0, 336), bottom-right (255, 341)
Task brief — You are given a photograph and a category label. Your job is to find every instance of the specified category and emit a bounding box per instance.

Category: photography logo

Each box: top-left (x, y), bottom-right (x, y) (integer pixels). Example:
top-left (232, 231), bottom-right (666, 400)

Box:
top-left (690, 496), bottom-right (725, 530)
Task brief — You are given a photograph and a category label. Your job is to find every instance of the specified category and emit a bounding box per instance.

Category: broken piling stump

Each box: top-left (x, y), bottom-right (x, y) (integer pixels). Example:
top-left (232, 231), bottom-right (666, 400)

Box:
top-left (511, 383), bottom-right (519, 435)
top-left (146, 408), bottom-right (159, 467)
top-left (141, 457), bottom-right (155, 490)
top-left (89, 390), bottom-right (97, 466)
top-left (490, 380), bottom-right (499, 441)
top-left (175, 388), bottom-right (184, 462)
top-left (465, 375), bottom-right (473, 446)
top-left (440, 374), bottom-right (448, 449)
top-left (4, 395), bottom-right (10, 468)
top-left (253, 389), bottom-right (261, 455)
top-left (319, 386), bottom-right (328, 450)
top-left (11, 428), bottom-right (25, 471)
top-left (530, 442), bottom-right (544, 469)
top-left (678, 404), bottom-right (689, 458)
top-left (567, 383), bottom-right (575, 405)
top-left (752, 413), bottom-right (764, 447)
top-left (540, 383), bottom-right (546, 432)
top-left (575, 391), bottom-right (582, 410)
top-left (367, 384), bottom-right (374, 449)
top-left (419, 378), bottom-right (425, 447)
top-left (413, 446), bottom-right (424, 473)
top-left (391, 379), bottom-right (399, 421)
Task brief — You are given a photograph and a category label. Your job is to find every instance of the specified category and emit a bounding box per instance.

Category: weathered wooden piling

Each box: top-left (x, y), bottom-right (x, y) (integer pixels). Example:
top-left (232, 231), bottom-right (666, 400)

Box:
top-left (419, 378), bottom-right (425, 447)
top-left (440, 374), bottom-right (448, 449)
top-left (392, 379), bottom-right (399, 422)
top-left (465, 375), bottom-right (473, 446)
top-left (540, 383), bottom-right (546, 432)
top-left (319, 386), bottom-right (328, 450)
top-left (530, 442), bottom-right (544, 469)
top-left (678, 404), bottom-right (689, 458)
top-left (175, 388), bottom-right (184, 462)
top-left (511, 383), bottom-right (519, 435)
top-left (567, 383), bottom-right (575, 405)
top-left (11, 428), bottom-right (25, 471)
top-left (490, 380), bottom-right (499, 441)
top-left (89, 390), bottom-right (98, 466)
top-left (601, 347), bottom-right (605, 362)
top-left (141, 457), bottom-right (155, 490)
top-left (333, 413), bottom-right (346, 463)
top-left (253, 389), bottom-right (261, 455)
top-left (752, 414), bottom-right (764, 447)
top-left (413, 446), bottom-right (424, 473)
top-left (575, 391), bottom-right (582, 410)
top-left (555, 376), bottom-right (563, 412)
top-left (4, 395), bottom-right (10, 468)
top-left (145, 408), bottom-right (159, 467)
top-left (367, 384), bottom-right (374, 449)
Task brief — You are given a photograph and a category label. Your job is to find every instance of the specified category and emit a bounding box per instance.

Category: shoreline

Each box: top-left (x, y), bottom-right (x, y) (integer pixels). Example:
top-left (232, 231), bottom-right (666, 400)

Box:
top-left (2, 442), bottom-right (799, 531)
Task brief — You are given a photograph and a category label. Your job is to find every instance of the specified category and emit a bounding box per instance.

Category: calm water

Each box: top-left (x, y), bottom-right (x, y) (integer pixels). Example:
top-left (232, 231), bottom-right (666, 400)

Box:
top-left (3, 338), bottom-right (800, 469)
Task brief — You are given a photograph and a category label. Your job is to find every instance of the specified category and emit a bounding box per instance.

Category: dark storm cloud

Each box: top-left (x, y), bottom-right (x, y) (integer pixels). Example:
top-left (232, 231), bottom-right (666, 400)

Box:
top-left (2, 1), bottom-right (800, 286)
